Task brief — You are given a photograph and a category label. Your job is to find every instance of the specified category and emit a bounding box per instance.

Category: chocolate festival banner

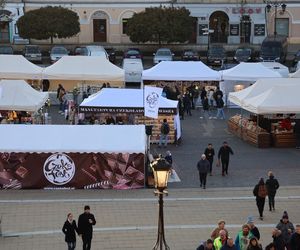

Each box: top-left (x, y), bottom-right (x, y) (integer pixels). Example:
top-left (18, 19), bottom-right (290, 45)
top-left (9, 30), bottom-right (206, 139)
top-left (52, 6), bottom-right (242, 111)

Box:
top-left (0, 152), bottom-right (145, 189)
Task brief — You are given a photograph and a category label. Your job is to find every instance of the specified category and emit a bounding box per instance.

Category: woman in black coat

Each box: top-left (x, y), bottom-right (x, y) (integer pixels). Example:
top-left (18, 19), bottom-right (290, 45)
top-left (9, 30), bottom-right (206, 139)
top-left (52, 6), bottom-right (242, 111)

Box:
top-left (253, 178), bottom-right (268, 220)
top-left (62, 213), bottom-right (78, 250)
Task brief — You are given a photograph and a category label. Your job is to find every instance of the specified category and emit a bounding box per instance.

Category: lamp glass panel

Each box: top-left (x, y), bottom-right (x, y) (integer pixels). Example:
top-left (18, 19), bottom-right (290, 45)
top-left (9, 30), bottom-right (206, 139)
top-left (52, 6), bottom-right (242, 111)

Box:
top-left (154, 170), bottom-right (169, 188)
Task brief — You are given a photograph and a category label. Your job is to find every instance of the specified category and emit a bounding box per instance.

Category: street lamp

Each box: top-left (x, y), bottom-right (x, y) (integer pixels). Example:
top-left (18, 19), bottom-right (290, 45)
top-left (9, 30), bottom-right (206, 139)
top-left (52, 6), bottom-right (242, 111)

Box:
top-left (151, 155), bottom-right (171, 250)
top-left (265, 1), bottom-right (287, 36)
top-left (202, 27), bottom-right (214, 62)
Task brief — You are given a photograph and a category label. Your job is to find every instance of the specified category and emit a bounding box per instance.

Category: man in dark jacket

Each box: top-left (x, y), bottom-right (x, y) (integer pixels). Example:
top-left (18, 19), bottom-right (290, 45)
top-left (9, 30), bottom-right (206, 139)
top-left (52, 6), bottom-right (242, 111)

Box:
top-left (78, 205), bottom-right (96, 250)
top-left (266, 171), bottom-right (280, 211)
top-left (204, 143), bottom-right (215, 176)
top-left (276, 211), bottom-right (295, 250)
top-left (272, 228), bottom-right (285, 250)
top-left (216, 95), bottom-right (225, 119)
top-left (197, 154), bottom-right (210, 189)
top-left (217, 141), bottom-right (234, 176)
top-left (290, 224), bottom-right (300, 250)
top-left (221, 238), bottom-right (237, 250)
top-left (197, 239), bottom-right (215, 250)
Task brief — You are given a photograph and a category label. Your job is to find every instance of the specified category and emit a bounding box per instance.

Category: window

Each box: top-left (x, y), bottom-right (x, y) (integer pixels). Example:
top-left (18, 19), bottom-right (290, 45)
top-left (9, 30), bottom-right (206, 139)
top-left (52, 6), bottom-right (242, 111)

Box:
top-left (276, 18), bottom-right (289, 36)
top-left (122, 18), bottom-right (129, 34)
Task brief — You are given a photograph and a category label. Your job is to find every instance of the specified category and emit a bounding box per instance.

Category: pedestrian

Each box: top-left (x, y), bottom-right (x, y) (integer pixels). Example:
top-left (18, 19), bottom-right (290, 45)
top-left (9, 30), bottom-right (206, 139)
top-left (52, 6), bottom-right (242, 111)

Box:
top-left (290, 224), bottom-right (300, 250)
top-left (196, 239), bottom-right (215, 250)
top-left (165, 151), bottom-right (172, 165)
top-left (200, 87), bottom-right (207, 101)
top-left (204, 143), bottom-right (215, 176)
top-left (183, 92), bottom-right (192, 116)
top-left (247, 216), bottom-right (260, 240)
top-left (178, 95), bottom-right (184, 120)
top-left (202, 95), bottom-right (211, 119)
top-left (211, 220), bottom-right (229, 241)
top-left (272, 228), bottom-right (285, 250)
top-left (276, 211), bottom-right (295, 250)
top-left (62, 213), bottom-right (78, 250)
top-left (69, 106), bottom-right (76, 125)
top-left (247, 237), bottom-right (262, 250)
top-left (216, 95), bottom-right (225, 119)
top-left (294, 120), bottom-right (300, 149)
top-left (197, 154), bottom-right (210, 189)
top-left (159, 119), bottom-right (170, 148)
top-left (217, 141), bottom-right (234, 176)
top-left (78, 205), bottom-right (96, 250)
top-left (208, 88), bottom-right (215, 107)
top-left (253, 178), bottom-right (268, 220)
top-left (221, 238), bottom-right (237, 250)
top-left (265, 171), bottom-right (280, 212)
top-left (265, 243), bottom-right (276, 250)
top-left (214, 230), bottom-right (228, 250)
top-left (235, 224), bottom-right (253, 250)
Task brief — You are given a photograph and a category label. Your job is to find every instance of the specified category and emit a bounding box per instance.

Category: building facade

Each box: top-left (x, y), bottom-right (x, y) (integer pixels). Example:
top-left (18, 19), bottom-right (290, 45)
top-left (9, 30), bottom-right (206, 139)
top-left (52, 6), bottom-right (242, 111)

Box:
top-left (0, 0), bottom-right (298, 45)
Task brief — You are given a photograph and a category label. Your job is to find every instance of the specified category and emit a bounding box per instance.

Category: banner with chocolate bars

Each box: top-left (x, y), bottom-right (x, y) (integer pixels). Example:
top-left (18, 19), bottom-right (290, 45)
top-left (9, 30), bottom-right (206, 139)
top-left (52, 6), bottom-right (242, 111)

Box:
top-left (0, 152), bottom-right (145, 189)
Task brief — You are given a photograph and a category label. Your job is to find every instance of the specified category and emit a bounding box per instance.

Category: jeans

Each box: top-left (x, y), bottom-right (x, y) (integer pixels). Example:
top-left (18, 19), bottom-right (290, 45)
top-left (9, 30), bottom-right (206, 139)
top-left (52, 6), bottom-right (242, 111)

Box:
top-left (268, 194), bottom-right (275, 210)
top-left (199, 173), bottom-right (207, 187)
top-left (159, 134), bottom-right (168, 147)
top-left (221, 159), bottom-right (229, 175)
top-left (256, 197), bottom-right (265, 217)
top-left (67, 242), bottom-right (76, 250)
top-left (217, 108), bottom-right (225, 119)
top-left (208, 160), bottom-right (213, 174)
top-left (203, 109), bottom-right (211, 118)
top-left (82, 238), bottom-right (91, 250)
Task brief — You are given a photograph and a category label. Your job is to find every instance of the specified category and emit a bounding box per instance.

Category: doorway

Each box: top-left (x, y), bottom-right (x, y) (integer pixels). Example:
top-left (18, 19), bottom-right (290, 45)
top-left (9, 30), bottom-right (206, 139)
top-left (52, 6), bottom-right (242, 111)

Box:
top-left (93, 19), bottom-right (107, 42)
top-left (209, 11), bottom-right (229, 43)
top-left (240, 16), bottom-right (251, 43)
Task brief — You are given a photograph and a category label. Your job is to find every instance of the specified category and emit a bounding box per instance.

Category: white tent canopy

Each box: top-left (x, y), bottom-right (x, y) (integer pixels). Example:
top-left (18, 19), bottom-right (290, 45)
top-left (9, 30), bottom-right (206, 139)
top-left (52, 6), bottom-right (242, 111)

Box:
top-left (0, 55), bottom-right (43, 80)
top-left (289, 67), bottom-right (300, 78)
top-left (142, 61), bottom-right (221, 81)
top-left (80, 88), bottom-right (178, 110)
top-left (0, 125), bottom-right (146, 153)
top-left (260, 62), bottom-right (289, 77)
top-left (0, 80), bottom-right (48, 112)
top-left (221, 62), bottom-right (283, 81)
top-left (228, 78), bottom-right (300, 107)
top-left (42, 56), bottom-right (125, 82)
top-left (243, 84), bottom-right (300, 114)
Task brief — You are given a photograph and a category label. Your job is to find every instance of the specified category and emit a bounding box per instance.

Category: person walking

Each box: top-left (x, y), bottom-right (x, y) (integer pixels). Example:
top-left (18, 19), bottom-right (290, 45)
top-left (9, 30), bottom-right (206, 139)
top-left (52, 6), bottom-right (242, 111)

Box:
top-left (165, 151), bottom-right (172, 165)
top-left (197, 239), bottom-right (215, 250)
top-left (217, 141), bottom-right (234, 176)
top-left (253, 178), bottom-right (268, 220)
top-left (204, 143), bottom-right (215, 176)
top-left (276, 211), bottom-right (295, 250)
top-left (214, 230), bottom-right (228, 250)
top-left (272, 228), bottom-right (285, 250)
top-left (202, 96), bottom-right (211, 119)
top-left (247, 216), bottom-right (260, 240)
top-left (159, 119), bottom-right (170, 148)
top-left (216, 95), bottom-right (225, 119)
top-left (235, 224), bottom-right (253, 250)
top-left (290, 224), bottom-right (300, 250)
top-left (221, 238), bottom-right (237, 250)
top-left (197, 154), bottom-right (210, 189)
top-left (266, 171), bottom-right (280, 211)
top-left (211, 220), bottom-right (229, 241)
top-left (78, 205), bottom-right (96, 250)
top-left (62, 213), bottom-right (78, 250)
top-left (183, 92), bottom-right (192, 116)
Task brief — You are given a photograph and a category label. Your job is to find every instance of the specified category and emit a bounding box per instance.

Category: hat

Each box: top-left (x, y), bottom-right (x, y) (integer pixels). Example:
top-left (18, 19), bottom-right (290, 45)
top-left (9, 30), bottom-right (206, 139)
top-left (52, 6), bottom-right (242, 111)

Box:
top-left (282, 211), bottom-right (289, 219)
top-left (247, 216), bottom-right (254, 224)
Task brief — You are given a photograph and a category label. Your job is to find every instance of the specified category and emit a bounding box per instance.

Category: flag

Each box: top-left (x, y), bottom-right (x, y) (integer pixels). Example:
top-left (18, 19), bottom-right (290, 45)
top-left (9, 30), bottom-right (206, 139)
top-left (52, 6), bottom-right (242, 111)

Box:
top-left (144, 86), bottom-right (163, 119)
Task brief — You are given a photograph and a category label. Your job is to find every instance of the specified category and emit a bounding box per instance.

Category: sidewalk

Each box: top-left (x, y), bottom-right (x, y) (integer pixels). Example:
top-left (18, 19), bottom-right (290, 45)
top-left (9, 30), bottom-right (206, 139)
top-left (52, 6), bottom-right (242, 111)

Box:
top-left (1, 186), bottom-right (299, 250)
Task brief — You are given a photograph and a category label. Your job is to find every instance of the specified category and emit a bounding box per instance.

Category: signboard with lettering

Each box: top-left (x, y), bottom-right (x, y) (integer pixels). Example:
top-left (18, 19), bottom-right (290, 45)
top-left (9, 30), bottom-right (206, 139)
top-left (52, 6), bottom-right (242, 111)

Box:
top-left (232, 7), bottom-right (262, 14)
top-left (230, 24), bottom-right (239, 36)
top-left (199, 24), bottom-right (208, 36)
top-left (254, 24), bottom-right (265, 36)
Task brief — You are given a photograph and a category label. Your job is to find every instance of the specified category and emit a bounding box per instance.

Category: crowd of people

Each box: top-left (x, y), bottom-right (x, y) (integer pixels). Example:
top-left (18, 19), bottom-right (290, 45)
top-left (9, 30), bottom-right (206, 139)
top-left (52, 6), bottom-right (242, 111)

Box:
top-left (197, 215), bottom-right (300, 250)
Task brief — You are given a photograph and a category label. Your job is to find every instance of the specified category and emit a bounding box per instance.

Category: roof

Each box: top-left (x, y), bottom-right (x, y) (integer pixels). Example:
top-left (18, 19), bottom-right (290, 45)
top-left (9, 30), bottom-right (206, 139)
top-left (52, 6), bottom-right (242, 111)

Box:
top-left (0, 80), bottom-right (48, 112)
top-left (0, 125), bottom-right (146, 153)
top-left (142, 61), bottom-right (221, 81)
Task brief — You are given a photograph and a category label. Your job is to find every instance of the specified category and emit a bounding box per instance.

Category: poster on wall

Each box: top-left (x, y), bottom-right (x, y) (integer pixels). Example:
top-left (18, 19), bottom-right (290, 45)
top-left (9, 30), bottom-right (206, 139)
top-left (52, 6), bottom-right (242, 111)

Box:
top-left (199, 24), bottom-right (208, 35)
top-left (230, 24), bottom-right (240, 36)
top-left (0, 152), bottom-right (145, 190)
top-left (254, 24), bottom-right (265, 36)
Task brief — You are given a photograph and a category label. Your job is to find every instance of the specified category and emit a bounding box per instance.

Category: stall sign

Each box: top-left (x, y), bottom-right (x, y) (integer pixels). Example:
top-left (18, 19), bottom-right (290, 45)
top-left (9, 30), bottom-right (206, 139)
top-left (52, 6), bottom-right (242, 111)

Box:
top-left (254, 24), bottom-right (265, 36)
top-left (79, 106), bottom-right (177, 114)
top-left (232, 7), bottom-right (262, 14)
top-left (230, 24), bottom-right (240, 36)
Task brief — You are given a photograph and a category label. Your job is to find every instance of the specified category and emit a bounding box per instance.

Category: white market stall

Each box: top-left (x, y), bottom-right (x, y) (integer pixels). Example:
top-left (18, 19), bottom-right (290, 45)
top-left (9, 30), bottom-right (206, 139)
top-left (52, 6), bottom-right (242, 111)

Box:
top-left (0, 55), bottom-right (43, 80)
top-left (42, 56), bottom-right (125, 91)
top-left (79, 88), bottom-right (180, 143)
top-left (0, 125), bottom-right (146, 189)
top-left (220, 62), bottom-right (283, 106)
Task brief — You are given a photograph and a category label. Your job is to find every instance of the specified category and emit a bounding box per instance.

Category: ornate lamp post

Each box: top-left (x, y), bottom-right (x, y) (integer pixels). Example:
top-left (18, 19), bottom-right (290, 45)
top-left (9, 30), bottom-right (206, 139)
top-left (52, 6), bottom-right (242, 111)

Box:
top-left (202, 27), bottom-right (214, 62)
top-left (151, 156), bottom-right (171, 250)
top-left (265, 1), bottom-right (287, 36)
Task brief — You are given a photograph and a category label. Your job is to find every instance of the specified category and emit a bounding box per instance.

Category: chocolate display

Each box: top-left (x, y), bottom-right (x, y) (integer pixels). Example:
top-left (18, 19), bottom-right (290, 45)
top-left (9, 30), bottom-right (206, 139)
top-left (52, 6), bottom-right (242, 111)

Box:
top-left (0, 152), bottom-right (145, 189)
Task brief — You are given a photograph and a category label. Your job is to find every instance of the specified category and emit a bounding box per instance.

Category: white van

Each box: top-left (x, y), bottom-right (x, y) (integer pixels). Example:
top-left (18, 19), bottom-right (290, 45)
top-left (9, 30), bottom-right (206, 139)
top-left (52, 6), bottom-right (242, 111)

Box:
top-left (85, 46), bottom-right (109, 60)
top-left (122, 58), bottom-right (143, 84)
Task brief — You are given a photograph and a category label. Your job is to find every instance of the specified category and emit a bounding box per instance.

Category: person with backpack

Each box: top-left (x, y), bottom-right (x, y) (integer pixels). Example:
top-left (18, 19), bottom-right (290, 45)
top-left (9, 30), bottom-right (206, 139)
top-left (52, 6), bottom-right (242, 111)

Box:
top-left (159, 119), bottom-right (170, 148)
top-left (266, 171), bottom-right (280, 212)
top-left (253, 178), bottom-right (268, 220)
top-left (216, 95), bottom-right (225, 119)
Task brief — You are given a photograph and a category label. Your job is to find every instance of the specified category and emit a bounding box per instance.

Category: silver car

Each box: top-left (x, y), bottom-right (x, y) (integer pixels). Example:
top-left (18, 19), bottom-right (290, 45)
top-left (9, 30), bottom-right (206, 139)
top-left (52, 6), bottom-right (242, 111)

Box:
top-left (23, 45), bottom-right (42, 63)
top-left (153, 48), bottom-right (174, 64)
top-left (50, 46), bottom-right (69, 64)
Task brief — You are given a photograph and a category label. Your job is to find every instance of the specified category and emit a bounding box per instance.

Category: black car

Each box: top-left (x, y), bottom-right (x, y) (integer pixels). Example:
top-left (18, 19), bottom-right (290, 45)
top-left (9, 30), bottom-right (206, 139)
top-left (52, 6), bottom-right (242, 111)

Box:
top-left (73, 46), bottom-right (88, 56)
top-left (123, 48), bottom-right (143, 60)
top-left (207, 46), bottom-right (227, 66)
top-left (106, 48), bottom-right (116, 64)
top-left (0, 45), bottom-right (13, 54)
top-left (181, 50), bottom-right (199, 61)
top-left (233, 48), bottom-right (254, 63)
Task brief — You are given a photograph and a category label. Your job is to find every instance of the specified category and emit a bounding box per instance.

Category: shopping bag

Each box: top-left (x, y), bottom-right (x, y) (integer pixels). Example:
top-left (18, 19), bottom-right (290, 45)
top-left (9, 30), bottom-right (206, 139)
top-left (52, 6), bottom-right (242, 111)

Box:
top-left (168, 169), bottom-right (181, 183)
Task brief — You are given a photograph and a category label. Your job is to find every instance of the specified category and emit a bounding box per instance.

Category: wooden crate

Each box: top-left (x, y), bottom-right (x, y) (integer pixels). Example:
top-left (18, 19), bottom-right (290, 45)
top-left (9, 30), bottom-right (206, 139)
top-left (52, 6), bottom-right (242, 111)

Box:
top-left (272, 133), bottom-right (296, 148)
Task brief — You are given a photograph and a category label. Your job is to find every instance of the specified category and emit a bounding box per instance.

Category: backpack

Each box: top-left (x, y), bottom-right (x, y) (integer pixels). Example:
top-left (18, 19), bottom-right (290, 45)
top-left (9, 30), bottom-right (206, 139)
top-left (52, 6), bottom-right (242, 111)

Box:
top-left (161, 123), bottom-right (170, 135)
top-left (258, 185), bottom-right (267, 198)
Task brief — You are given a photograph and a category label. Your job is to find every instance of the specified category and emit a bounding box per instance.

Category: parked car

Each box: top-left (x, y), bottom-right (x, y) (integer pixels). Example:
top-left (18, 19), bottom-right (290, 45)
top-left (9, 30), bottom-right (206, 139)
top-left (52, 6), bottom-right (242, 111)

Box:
top-left (105, 47), bottom-right (116, 64)
top-left (207, 46), bottom-right (226, 66)
top-left (122, 58), bottom-right (143, 83)
top-left (0, 45), bottom-right (13, 55)
top-left (233, 48), bottom-right (254, 63)
top-left (292, 50), bottom-right (300, 66)
top-left (153, 48), bottom-right (174, 64)
top-left (124, 48), bottom-right (143, 60)
top-left (259, 35), bottom-right (288, 63)
top-left (50, 46), bottom-right (69, 64)
top-left (23, 45), bottom-right (42, 63)
top-left (181, 50), bottom-right (199, 61)
top-left (85, 45), bottom-right (109, 60)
